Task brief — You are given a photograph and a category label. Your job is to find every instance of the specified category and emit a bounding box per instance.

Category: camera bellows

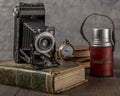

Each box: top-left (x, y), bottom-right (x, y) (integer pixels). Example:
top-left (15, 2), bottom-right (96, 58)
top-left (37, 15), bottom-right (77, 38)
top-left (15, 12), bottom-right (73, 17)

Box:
top-left (22, 19), bottom-right (46, 50)
top-left (22, 19), bottom-right (55, 53)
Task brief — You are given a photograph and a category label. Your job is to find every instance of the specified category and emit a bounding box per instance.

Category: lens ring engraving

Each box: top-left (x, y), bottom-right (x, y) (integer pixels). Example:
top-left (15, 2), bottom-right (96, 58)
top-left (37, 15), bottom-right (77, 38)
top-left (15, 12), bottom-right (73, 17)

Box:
top-left (35, 32), bottom-right (55, 53)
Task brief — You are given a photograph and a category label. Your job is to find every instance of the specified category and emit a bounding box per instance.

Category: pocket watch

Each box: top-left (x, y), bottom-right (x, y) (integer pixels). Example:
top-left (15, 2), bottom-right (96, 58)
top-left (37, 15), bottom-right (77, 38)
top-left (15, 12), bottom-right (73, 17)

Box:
top-left (58, 39), bottom-right (74, 61)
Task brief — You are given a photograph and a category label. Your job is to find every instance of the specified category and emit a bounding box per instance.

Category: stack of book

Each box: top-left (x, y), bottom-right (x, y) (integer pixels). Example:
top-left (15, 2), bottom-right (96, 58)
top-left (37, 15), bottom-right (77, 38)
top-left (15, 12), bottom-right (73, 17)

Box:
top-left (73, 46), bottom-right (90, 68)
top-left (56, 46), bottom-right (90, 68)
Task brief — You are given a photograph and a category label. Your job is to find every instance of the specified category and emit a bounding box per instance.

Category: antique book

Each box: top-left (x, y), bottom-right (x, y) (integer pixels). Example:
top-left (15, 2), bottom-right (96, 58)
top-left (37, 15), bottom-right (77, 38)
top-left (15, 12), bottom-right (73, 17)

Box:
top-left (74, 50), bottom-right (90, 57)
top-left (61, 57), bottom-right (90, 63)
top-left (74, 45), bottom-right (89, 51)
top-left (57, 57), bottom-right (90, 69)
top-left (0, 61), bottom-right (86, 94)
top-left (73, 45), bottom-right (90, 58)
top-left (78, 61), bottom-right (90, 68)
top-left (73, 46), bottom-right (90, 68)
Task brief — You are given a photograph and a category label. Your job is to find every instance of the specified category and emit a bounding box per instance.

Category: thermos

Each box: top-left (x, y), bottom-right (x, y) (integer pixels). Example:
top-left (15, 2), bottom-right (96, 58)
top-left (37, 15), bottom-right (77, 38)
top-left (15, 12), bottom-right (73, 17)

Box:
top-left (80, 14), bottom-right (115, 77)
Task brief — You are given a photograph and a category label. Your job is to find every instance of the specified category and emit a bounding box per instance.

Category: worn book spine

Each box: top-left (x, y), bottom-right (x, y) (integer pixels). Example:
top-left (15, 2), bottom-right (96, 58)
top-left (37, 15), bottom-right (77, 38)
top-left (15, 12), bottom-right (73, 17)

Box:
top-left (74, 50), bottom-right (90, 57)
top-left (0, 66), bottom-right (56, 93)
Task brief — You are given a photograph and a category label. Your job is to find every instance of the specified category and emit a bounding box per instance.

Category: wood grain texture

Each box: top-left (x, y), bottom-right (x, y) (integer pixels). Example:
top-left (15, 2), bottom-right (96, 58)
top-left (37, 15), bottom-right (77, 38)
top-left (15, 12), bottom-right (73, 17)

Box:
top-left (94, 78), bottom-right (120, 96)
top-left (16, 89), bottom-right (68, 96)
top-left (16, 89), bottom-right (42, 96)
top-left (0, 84), bottom-right (20, 96)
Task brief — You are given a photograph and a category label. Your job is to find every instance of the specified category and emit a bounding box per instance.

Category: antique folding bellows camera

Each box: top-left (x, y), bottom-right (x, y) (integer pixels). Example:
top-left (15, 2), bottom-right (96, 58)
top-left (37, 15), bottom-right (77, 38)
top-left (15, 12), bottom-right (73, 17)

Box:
top-left (13, 2), bottom-right (59, 68)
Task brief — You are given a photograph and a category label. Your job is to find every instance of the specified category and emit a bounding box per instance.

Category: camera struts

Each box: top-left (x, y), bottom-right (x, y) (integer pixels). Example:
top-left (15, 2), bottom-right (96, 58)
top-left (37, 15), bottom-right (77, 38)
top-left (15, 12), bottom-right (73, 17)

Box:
top-left (13, 2), bottom-right (59, 69)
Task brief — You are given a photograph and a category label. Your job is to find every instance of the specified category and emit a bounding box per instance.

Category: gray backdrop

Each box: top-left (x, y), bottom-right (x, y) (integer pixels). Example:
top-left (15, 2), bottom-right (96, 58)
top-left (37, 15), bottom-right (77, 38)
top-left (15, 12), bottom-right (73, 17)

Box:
top-left (0, 0), bottom-right (120, 61)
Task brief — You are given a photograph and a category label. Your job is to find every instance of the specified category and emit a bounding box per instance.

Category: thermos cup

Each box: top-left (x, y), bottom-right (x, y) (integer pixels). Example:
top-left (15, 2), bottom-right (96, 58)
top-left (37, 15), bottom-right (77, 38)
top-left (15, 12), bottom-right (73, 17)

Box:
top-left (80, 14), bottom-right (115, 77)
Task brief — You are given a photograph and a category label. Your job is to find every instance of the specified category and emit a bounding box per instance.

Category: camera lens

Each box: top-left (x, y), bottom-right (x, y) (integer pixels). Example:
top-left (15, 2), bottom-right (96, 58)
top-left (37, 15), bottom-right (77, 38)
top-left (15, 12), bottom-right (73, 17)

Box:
top-left (38, 37), bottom-right (52, 50)
top-left (35, 32), bottom-right (55, 53)
top-left (41, 38), bottom-right (50, 47)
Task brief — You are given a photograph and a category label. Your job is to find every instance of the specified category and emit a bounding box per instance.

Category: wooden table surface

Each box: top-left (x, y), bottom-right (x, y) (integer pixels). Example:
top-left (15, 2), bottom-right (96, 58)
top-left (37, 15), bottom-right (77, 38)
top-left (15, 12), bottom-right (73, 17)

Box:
top-left (0, 58), bottom-right (120, 96)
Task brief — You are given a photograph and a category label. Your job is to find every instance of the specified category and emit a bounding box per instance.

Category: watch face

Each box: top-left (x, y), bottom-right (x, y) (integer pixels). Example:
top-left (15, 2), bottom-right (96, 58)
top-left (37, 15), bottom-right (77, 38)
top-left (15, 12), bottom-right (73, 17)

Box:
top-left (60, 45), bottom-right (74, 57)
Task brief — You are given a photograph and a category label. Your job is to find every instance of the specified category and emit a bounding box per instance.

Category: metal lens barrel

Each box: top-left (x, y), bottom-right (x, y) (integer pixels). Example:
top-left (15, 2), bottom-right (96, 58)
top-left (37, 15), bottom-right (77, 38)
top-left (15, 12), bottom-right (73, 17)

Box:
top-left (35, 32), bottom-right (55, 54)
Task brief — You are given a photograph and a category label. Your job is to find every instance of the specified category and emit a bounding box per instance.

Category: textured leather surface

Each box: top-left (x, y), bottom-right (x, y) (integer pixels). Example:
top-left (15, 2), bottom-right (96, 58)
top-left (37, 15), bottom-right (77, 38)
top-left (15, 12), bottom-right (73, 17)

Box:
top-left (0, 61), bottom-right (85, 93)
top-left (0, 0), bottom-right (120, 60)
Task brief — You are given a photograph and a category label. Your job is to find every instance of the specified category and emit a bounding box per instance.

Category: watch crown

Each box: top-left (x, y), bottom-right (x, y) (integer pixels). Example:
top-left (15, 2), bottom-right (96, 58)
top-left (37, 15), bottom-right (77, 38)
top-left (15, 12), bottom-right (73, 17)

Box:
top-left (63, 39), bottom-right (70, 45)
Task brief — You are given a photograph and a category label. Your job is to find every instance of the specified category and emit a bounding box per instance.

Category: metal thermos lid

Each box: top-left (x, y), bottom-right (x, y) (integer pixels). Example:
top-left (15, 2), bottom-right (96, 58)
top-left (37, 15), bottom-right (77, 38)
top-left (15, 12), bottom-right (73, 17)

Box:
top-left (92, 28), bottom-right (112, 47)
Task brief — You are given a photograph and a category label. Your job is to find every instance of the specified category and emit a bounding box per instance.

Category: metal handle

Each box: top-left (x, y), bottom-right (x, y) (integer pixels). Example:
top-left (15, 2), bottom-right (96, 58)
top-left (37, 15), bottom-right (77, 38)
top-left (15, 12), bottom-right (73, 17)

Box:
top-left (80, 13), bottom-right (115, 50)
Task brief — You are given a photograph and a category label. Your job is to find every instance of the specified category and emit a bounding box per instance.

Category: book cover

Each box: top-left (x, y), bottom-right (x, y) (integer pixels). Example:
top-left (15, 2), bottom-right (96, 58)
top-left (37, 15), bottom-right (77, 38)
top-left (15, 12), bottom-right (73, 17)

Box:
top-left (74, 50), bottom-right (90, 57)
top-left (62, 57), bottom-right (90, 68)
top-left (0, 61), bottom-right (86, 94)
top-left (74, 45), bottom-right (89, 51)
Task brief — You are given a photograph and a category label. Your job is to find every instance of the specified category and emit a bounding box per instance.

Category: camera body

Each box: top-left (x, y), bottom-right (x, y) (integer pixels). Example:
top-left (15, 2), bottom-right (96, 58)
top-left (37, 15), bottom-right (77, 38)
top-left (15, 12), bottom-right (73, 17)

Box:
top-left (13, 2), bottom-right (59, 68)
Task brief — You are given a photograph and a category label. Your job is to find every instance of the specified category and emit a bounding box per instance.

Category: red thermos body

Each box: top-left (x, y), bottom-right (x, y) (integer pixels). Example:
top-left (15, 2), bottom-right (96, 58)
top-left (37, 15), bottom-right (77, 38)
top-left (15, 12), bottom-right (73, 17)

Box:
top-left (80, 14), bottom-right (115, 77)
